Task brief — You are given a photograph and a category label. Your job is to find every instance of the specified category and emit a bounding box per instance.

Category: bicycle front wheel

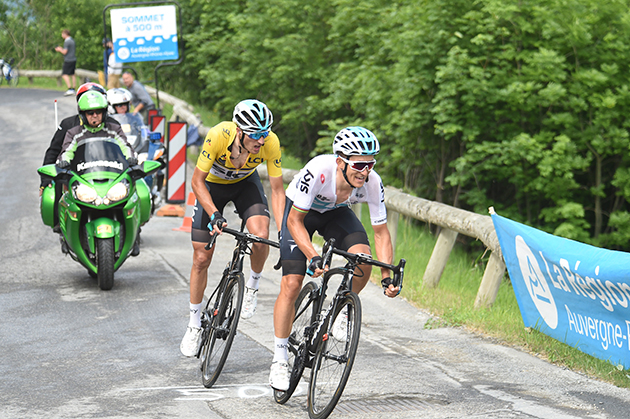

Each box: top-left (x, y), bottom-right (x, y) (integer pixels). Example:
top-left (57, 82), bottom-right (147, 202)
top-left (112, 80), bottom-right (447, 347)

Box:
top-left (200, 272), bottom-right (244, 388)
top-left (8, 67), bottom-right (18, 86)
top-left (274, 280), bottom-right (319, 404)
top-left (307, 291), bottom-right (361, 419)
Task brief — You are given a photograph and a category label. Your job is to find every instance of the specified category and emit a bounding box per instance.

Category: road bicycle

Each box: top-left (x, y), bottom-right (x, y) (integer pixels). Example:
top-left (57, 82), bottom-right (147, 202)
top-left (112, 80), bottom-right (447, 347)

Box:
top-left (273, 238), bottom-right (406, 419)
top-left (196, 224), bottom-right (280, 388)
top-left (0, 58), bottom-right (19, 87)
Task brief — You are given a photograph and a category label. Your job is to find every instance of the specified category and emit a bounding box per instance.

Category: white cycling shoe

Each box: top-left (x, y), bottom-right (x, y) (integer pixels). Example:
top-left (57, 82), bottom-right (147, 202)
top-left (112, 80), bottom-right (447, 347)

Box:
top-left (241, 287), bottom-right (258, 319)
top-left (331, 307), bottom-right (348, 341)
top-left (180, 326), bottom-right (202, 357)
top-left (269, 361), bottom-right (290, 391)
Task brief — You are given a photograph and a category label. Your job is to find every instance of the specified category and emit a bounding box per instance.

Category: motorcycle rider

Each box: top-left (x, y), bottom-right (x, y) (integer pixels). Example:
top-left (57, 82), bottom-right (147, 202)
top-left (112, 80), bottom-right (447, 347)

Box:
top-left (56, 90), bottom-right (139, 255)
top-left (39, 82), bottom-right (121, 230)
top-left (107, 87), bottom-right (146, 152)
top-left (57, 90), bottom-right (136, 166)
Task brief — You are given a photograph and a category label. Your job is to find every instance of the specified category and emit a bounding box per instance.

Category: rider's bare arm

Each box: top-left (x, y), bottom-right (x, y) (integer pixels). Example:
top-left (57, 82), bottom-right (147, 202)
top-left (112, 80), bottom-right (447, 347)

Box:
top-left (372, 223), bottom-right (398, 297)
top-left (269, 175), bottom-right (286, 235)
top-left (287, 207), bottom-right (324, 277)
top-left (191, 167), bottom-right (223, 235)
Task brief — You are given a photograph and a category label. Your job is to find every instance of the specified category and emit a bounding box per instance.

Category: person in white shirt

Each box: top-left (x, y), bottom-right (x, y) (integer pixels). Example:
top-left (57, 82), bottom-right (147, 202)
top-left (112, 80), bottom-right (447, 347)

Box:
top-left (105, 40), bottom-right (123, 89)
top-left (268, 126), bottom-right (400, 391)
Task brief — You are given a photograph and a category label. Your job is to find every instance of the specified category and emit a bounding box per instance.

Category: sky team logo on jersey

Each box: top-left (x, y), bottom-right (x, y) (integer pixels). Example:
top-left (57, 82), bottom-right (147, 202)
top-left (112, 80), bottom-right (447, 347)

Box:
top-left (320, 174), bottom-right (325, 183)
top-left (299, 169), bottom-right (314, 193)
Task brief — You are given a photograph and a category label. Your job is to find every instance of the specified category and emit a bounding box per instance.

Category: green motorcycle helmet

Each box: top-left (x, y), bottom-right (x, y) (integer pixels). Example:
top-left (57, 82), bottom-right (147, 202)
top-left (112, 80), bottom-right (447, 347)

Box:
top-left (78, 91), bottom-right (109, 133)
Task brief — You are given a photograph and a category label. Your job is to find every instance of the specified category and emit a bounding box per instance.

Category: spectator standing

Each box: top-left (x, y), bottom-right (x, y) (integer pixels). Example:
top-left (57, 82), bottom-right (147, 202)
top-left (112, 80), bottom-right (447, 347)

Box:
top-left (104, 39), bottom-right (122, 89)
top-left (121, 71), bottom-right (155, 122)
top-left (55, 29), bottom-right (77, 96)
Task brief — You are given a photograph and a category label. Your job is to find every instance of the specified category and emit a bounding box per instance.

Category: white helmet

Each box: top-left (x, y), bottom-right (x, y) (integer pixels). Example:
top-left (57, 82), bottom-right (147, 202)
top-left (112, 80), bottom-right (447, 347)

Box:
top-left (232, 99), bottom-right (273, 134)
top-left (107, 88), bottom-right (133, 107)
top-left (333, 126), bottom-right (380, 156)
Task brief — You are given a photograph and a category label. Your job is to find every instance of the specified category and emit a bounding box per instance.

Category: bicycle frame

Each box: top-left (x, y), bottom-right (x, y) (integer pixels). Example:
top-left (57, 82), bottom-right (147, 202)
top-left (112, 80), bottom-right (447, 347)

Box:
top-left (197, 224), bottom-right (280, 388)
top-left (302, 265), bottom-right (353, 358)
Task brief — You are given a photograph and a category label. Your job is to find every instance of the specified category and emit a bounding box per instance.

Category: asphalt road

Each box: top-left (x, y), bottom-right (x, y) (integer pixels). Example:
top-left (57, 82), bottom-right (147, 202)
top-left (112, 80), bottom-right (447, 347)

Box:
top-left (1, 88), bottom-right (630, 419)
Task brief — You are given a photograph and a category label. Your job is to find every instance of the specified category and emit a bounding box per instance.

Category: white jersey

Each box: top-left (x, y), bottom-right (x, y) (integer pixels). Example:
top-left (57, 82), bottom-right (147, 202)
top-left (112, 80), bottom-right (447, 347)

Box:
top-left (286, 154), bottom-right (388, 225)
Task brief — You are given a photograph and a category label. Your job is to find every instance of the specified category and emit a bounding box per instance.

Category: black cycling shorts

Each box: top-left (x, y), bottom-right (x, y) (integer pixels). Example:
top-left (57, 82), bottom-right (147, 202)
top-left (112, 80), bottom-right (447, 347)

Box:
top-left (191, 171), bottom-right (269, 243)
top-left (280, 197), bottom-right (370, 276)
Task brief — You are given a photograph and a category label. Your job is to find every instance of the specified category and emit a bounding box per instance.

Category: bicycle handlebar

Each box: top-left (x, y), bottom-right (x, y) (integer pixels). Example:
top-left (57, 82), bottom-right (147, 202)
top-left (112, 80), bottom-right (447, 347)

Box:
top-left (204, 225), bottom-right (281, 251)
top-left (320, 238), bottom-right (406, 293)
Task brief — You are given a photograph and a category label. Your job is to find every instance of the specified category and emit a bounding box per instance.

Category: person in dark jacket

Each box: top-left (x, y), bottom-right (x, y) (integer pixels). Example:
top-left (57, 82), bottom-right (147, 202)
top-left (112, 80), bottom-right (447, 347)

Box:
top-left (40, 83), bottom-right (119, 189)
top-left (39, 83), bottom-right (123, 229)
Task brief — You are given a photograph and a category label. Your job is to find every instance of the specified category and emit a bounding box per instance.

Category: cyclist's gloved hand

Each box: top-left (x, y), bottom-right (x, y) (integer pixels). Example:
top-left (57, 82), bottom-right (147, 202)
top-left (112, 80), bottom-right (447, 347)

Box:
top-left (306, 256), bottom-right (323, 277)
top-left (381, 277), bottom-right (400, 296)
top-left (208, 211), bottom-right (227, 231)
top-left (57, 160), bottom-right (70, 169)
top-left (127, 156), bottom-right (138, 166)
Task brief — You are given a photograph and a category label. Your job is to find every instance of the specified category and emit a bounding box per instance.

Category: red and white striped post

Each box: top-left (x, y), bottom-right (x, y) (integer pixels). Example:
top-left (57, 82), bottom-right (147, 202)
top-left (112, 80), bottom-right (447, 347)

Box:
top-left (166, 121), bottom-right (187, 203)
top-left (150, 114), bottom-right (166, 140)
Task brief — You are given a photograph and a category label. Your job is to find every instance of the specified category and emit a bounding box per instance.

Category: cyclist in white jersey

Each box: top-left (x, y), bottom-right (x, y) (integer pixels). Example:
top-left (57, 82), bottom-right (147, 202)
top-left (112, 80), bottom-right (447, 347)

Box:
top-left (269, 126), bottom-right (400, 391)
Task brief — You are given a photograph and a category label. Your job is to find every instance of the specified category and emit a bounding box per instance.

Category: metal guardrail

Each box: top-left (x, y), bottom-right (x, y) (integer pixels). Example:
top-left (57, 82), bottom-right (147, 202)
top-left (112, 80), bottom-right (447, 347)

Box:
top-left (258, 166), bottom-right (506, 309)
top-left (24, 68), bottom-right (507, 308)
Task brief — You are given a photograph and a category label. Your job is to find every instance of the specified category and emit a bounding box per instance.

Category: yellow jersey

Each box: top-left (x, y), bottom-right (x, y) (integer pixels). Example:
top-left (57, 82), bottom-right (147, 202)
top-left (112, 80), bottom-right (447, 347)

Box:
top-left (196, 121), bottom-right (282, 184)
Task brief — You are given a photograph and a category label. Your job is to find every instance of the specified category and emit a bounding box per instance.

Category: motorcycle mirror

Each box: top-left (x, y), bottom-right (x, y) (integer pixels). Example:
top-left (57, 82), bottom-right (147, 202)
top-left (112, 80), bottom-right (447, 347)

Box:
top-left (37, 164), bottom-right (59, 178)
top-left (142, 160), bottom-right (163, 177)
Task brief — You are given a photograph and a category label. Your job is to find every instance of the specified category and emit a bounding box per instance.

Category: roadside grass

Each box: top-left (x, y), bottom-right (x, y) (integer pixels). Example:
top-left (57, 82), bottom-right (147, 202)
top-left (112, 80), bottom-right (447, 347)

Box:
top-left (2, 76), bottom-right (66, 91)
top-left (19, 79), bottom-right (630, 388)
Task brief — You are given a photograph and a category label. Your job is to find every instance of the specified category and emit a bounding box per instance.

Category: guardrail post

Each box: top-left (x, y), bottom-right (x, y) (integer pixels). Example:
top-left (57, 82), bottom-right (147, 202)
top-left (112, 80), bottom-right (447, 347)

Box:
top-left (423, 228), bottom-right (458, 288)
top-left (387, 210), bottom-right (399, 260)
top-left (352, 202), bottom-right (362, 220)
top-left (474, 251), bottom-right (506, 308)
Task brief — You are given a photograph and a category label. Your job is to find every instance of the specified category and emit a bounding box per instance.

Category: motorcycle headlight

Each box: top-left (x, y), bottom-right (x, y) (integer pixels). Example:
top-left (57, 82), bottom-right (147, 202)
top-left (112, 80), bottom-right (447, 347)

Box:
top-left (73, 183), bottom-right (98, 203)
top-left (106, 180), bottom-right (129, 203)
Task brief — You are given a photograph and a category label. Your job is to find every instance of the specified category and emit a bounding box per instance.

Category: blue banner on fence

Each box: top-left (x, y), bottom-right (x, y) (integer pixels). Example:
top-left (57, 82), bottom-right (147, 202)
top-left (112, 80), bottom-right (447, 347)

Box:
top-left (491, 211), bottom-right (630, 369)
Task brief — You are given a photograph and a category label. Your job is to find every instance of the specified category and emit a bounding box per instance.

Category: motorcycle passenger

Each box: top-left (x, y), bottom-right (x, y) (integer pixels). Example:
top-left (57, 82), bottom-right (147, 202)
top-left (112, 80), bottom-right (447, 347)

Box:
top-left (179, 99), bottom-right (286, 357)
top-left (268, 127), bottom-right (400, 391)
top-left (107, 87), bottom-right (146, 152)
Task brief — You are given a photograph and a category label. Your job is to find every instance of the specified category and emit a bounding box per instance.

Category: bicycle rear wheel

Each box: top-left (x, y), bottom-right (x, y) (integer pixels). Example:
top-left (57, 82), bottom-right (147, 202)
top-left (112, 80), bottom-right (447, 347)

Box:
top-left (274, 280), bottom-right (319, 404)
top-left (8, 67), bottom-right (18, 86)
top-left (200, 272), bottom-right (244, 388)
top-left (307, 291), bottom-right (361, 419)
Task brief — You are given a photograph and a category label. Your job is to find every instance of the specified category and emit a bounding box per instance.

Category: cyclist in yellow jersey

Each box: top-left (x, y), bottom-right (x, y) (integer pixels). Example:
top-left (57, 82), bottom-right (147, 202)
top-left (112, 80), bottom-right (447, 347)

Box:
top-left (180, 100), bottom-right (286, 357)
top-left (196, 121), bottom-right (283, 184)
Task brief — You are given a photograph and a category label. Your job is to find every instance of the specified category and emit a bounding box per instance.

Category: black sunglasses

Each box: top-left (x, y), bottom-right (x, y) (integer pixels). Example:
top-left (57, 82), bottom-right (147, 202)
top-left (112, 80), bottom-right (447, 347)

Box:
top-left (85, 110), bottom-right (104, 116)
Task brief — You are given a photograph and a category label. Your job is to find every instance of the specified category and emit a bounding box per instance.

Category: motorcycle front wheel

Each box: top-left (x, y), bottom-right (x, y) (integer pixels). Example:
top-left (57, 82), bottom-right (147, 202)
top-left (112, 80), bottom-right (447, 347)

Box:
top-left (96, 238), bottom-right (115, 290)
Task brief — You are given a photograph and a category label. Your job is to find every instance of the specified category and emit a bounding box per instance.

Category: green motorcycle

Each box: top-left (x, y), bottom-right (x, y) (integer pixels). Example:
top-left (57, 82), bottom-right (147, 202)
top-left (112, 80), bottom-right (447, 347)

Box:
top-left (38, 137), bottom-right (162, 290)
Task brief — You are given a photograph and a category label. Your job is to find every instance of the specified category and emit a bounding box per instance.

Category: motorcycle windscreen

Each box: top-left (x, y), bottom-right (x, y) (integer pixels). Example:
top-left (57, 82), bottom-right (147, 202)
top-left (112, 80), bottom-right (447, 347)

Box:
top-left (70, 137), bottom-right (129, 175)
top-left (110, 113), bottom-right (144, 151)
